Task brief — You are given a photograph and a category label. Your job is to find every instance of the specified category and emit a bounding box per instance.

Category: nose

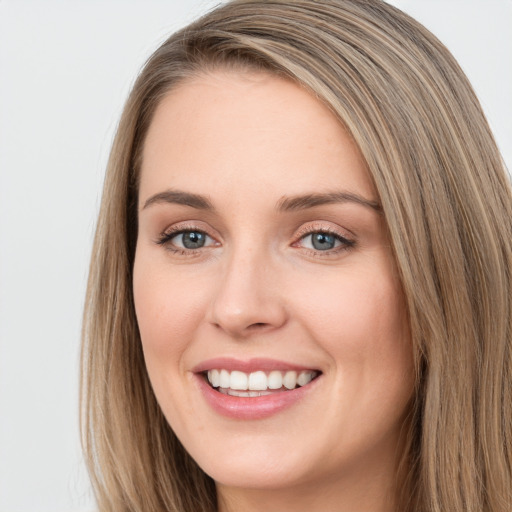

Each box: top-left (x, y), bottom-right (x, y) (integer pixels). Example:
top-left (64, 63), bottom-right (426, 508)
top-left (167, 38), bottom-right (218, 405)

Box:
top-left (207, 246), bottom-right (288, 339)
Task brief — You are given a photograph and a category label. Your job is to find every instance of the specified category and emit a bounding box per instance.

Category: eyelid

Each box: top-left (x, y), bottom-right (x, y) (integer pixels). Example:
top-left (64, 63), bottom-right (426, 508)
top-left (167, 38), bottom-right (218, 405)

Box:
top-left (155, 222), bottom-right (220, 252)
top-left (159, 220), bottom-right (218, 238)
top-left (292, 222), bottom-right (356, 254)
top-left (293, 221), bottom-right (355, 241)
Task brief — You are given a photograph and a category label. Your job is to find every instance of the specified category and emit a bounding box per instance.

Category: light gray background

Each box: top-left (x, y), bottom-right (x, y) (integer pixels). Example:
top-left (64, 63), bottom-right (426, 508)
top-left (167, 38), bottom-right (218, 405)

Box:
top-left (0, 1), bottom-right (510, 511)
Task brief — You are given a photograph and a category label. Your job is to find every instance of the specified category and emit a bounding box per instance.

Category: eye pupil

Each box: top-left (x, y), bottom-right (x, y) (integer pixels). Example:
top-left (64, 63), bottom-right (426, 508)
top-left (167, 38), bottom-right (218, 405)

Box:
top-left (311, 233), bottom-right (335, 250)
top-left (182, 231), bottom-right (206, 249)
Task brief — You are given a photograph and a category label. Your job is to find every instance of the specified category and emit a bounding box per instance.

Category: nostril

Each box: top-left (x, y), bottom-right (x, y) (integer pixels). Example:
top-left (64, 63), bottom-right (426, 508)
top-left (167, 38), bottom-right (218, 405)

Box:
top-left (248, 322), bottom-right (268, 330)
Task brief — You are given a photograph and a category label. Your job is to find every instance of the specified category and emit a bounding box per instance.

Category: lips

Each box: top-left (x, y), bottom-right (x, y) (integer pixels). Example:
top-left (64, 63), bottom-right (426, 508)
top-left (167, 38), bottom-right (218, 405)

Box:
top-left (193, 358), bottom-right (322, 419)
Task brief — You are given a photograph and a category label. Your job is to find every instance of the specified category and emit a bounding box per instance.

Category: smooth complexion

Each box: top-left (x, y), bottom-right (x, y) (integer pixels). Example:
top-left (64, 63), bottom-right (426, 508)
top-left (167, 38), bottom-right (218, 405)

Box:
top-left (133, 71), bottom-right (414, 512)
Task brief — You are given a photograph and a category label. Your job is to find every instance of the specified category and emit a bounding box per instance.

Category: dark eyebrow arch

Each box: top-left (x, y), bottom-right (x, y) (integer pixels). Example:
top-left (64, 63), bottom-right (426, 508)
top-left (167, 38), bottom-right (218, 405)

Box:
top-left (276, 192), bottom-right (381, 212)
top-left (142, 189), bottom-right (214, 211)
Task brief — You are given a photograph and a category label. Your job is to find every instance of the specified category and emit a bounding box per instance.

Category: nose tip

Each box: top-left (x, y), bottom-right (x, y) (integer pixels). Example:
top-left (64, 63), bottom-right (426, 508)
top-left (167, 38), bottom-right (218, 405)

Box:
top-left (208, 258), bottom-right (287, 339)
top-left (210, 295), bottom-right (288, 339)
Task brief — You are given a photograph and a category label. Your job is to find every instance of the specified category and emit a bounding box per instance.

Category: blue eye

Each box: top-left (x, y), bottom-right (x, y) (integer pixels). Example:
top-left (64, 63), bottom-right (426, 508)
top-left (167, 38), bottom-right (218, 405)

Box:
top-left (175, 231), bottom-right (207, 249)
top-left (158, 229), bottom-right (216, 251)
top-left (309, 232), bottom-right (338, 250)
top-left (298, 230), bottom-right (354, 252)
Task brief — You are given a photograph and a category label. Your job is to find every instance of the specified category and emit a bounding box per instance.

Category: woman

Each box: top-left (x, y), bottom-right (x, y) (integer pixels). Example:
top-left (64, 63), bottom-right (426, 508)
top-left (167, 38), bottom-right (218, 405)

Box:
top-left (81, 1), bottom-right (512, 511)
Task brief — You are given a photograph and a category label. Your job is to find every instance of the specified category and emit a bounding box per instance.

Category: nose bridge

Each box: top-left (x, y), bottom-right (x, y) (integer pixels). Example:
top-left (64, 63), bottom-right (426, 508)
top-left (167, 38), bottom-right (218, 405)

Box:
top-left (209, 238), bottom-right (286, 337)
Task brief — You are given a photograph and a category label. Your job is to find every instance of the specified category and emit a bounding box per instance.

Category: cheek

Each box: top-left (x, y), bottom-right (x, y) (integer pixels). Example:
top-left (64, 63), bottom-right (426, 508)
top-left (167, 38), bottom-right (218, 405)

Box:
top-left (296, 268), bottom-right (414, 451)
top-left (132, 255), bottom-right (211, 433)
top-left (133, 254), bottom-right (205, 367)
top-left (294, 264), bottom-right (412, 383)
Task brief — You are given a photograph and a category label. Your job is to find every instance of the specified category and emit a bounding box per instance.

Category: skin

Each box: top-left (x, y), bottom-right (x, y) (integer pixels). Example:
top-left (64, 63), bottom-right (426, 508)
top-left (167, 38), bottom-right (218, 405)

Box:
top-left (133, 71), bottom-right (415, 512)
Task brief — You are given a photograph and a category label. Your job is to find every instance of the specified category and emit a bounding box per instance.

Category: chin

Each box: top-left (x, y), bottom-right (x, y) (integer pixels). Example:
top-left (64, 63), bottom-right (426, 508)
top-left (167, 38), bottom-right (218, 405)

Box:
top-left (200, 452), bottom-right (311, 491)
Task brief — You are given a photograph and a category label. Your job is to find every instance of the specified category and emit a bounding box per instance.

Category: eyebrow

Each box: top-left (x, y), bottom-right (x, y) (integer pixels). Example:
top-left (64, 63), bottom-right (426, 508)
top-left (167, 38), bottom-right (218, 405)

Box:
top-left (276, 192), bottom-right (381, 212)
top-left (142, 190), bottom-right (214, 211)
top-left (141, 189), bottom-right (381, 212)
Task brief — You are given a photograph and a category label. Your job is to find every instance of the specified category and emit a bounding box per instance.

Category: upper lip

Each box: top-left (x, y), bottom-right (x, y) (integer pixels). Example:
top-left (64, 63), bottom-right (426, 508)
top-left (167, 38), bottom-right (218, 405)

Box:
top-left (192, 357), bottom-right (320, 374)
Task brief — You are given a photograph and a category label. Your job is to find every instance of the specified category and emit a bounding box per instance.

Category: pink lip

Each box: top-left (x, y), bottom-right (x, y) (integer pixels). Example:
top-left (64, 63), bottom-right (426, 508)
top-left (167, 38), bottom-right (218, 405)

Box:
top-left (192, 357), bottom-right (317, 373)
top-left (192, 358), bottom-right (322, 420)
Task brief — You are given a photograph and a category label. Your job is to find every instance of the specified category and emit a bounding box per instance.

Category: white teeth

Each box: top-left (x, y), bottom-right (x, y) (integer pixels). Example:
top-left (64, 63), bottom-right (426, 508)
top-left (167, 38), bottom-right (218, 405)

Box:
top-left (248, 371), bottom-right (267, 391)
top-left (208, 369), bottom-right (220, 388)
top-left (283, 371), bottom-right (298, 390)
top-left (219, 369), bottom-right (230, 388)
top-left (206, 369), bottom-right (318, 392)
top-left (226, 389), bottom-right (273, 397)
top-left (268, 370), bottom-right (283, 389)
top-left (297, 371), bottom-right (314, 387)
top-left (230, 370), bottom-right (248, 390)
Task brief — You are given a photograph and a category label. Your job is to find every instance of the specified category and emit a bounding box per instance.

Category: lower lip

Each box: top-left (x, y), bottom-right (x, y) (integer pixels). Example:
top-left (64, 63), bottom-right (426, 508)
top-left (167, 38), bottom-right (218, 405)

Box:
top-left (195, 374), bottom-right (320, 420)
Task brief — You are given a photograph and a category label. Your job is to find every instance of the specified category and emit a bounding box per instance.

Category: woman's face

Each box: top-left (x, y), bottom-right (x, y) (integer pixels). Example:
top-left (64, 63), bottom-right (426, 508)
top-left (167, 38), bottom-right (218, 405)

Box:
top-left (134, 71), bottom-right (414, 501)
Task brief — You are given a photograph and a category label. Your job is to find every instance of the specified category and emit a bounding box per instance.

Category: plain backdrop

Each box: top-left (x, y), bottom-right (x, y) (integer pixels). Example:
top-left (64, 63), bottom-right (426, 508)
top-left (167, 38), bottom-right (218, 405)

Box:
top-left (0, 1), bottom-right (510, 511)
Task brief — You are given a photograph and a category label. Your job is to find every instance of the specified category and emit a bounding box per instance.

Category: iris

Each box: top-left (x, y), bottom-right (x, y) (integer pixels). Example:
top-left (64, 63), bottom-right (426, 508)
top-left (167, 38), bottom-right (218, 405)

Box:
top-left (311, 233), bottom-right (336, 250)
top-left (181, 231), bottom-right (206, 249)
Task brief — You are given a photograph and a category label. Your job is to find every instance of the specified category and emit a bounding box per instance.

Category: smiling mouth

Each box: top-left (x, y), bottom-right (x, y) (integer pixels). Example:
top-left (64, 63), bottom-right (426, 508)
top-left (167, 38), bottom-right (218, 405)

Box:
top-left (205, 369), bottom-right (321, 397)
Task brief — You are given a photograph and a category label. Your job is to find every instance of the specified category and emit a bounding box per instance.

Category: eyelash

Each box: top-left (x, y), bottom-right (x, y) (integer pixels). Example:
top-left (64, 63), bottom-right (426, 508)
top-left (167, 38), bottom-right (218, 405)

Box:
top-left (155, 224), bottom-right (356, 257)
top-left (293, 225), bottom-right (356, 256)
top-left (156, 225), bottom-right (216, 256)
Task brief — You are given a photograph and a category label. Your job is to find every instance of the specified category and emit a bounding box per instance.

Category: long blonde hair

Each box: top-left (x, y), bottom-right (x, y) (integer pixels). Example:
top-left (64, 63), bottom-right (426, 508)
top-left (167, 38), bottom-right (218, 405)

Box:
top-left (81, 1), bottom-right (512, 510)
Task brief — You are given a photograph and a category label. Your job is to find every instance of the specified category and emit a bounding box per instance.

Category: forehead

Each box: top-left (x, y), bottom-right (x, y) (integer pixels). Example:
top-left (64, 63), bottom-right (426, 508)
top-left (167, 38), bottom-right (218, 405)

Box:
top-left (139, 71), bottom-right (375, 205)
